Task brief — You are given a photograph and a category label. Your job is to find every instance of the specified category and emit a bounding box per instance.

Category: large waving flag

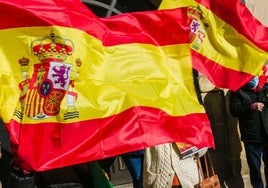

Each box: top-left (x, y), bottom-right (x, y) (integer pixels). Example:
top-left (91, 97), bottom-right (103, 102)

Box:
top-left (0, 0), bottom-right (213, 171)
top-left (160, 0), bottom-right (268, 91)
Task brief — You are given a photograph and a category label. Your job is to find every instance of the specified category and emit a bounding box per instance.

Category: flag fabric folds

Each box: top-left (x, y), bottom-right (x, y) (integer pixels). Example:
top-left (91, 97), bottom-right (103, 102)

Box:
top-left (0, 0), bottom-right (267, 171)
top-left (160, 0), bottom-right (268, 91)
top-left (192, 0), bottom-right (268, 90)
top-left (0, 0), bottom-right (213, 171)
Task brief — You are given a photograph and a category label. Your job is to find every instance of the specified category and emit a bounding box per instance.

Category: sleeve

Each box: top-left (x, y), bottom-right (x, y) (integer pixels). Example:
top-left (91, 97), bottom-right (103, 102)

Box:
top-left (229, 90), bottom-right (251, 117)
top-left (261, 84), bottom-right (268, 107)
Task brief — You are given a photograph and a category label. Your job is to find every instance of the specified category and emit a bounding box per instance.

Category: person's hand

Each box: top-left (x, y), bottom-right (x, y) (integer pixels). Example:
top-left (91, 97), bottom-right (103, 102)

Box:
top-left (251, 102), bottom-right (264, 111)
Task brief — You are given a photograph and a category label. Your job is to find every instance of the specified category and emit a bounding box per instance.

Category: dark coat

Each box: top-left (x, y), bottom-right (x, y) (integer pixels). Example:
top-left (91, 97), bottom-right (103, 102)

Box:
top-left (229, 84), bottom-right (268, 144)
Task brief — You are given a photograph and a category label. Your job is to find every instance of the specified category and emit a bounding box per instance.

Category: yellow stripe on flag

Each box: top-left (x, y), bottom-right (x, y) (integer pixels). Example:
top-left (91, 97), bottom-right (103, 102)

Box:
top-left (159, 0), bottom-right (196, 9)
top-left (0, 26), bottom-right (205, 124)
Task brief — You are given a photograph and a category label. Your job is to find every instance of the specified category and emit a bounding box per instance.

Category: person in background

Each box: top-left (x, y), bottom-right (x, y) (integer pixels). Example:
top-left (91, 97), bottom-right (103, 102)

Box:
top-left (99, 149), bottom-right (144, 188)
top-left (121, 150), bottom-right (144, 188)
top-left (229, 76), bottom-right (268, 188)
top-left (143, 143), bottom-right (201, 188)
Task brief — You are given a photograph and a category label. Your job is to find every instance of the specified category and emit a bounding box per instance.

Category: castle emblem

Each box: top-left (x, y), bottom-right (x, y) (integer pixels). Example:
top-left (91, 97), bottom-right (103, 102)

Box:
top-left (16, 30), bottom-right (82, 120)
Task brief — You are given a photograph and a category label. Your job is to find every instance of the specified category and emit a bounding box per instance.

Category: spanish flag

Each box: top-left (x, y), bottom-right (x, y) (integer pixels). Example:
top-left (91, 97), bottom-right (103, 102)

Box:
top-left (0, 0), bottom-right (213, 171)
top-left (160, 0), bottom-right (268, 90)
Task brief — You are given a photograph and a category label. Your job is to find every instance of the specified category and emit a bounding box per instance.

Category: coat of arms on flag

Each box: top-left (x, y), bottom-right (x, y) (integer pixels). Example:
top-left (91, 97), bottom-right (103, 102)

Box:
top-left (16, 30), bottom-right (81, 120)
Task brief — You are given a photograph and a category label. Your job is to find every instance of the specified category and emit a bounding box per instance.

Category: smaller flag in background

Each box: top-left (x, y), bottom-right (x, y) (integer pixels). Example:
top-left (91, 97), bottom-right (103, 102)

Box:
top-left (160, 0), bottom-right (268, 91)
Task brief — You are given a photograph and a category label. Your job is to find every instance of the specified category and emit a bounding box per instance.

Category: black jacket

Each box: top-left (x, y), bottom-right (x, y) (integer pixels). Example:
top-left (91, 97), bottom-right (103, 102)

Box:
top-left (229, 84), bottom-right (268, 144)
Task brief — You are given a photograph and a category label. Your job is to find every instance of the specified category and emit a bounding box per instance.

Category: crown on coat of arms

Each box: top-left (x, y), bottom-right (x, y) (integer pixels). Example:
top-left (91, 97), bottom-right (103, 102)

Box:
top-left (187, 6), bottom-right (203, 21)
top-left (31, 30), bottom-right (74, 61)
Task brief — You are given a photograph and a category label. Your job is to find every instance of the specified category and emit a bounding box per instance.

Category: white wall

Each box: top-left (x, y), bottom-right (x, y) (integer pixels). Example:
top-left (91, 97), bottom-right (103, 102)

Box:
top-left (246, 0), bottom-right (268, 26)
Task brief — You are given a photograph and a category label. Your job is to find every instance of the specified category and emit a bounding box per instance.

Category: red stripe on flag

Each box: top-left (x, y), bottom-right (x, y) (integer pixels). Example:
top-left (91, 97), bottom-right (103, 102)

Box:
top-left (100, 8), bottom-right (190, 46)
top-left (10, 106), bottom-right (213, 171)
top-left (0, 0), bottom-right (98, 29)
top-left (191, 49), bottom-right (253, 91)
top-left (0, 0), bottom-right (190, 46)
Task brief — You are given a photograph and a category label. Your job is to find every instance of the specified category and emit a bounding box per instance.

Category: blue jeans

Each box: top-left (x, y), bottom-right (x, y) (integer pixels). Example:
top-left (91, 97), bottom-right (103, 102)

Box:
top-left (244, 143), bottom-right (268, 188)
top-left (121, 150), bottom-right (144, 188)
